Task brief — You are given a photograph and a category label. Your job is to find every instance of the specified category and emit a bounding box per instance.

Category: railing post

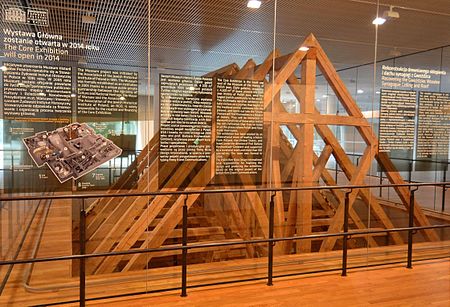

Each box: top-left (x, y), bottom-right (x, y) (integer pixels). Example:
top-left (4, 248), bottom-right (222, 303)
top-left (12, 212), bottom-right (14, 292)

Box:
top-left (379, 170), bottom-right (383, 197)
top-left (408, 161), bottom-right (413, 183)
top-left (79, 198), bottom-right (86, 307)
top-left (407, 186), bottom-right (418, 269)
top-left (267, 192), bottom-right (276, 286)
top-left (335, 162), bottom-right (338, 184)
top-left (181, 195), bottom-right (188, 297)
top-left (441, 171), bottom-right (447, 212)
top-left (341, 189), bottom-right (352, 277)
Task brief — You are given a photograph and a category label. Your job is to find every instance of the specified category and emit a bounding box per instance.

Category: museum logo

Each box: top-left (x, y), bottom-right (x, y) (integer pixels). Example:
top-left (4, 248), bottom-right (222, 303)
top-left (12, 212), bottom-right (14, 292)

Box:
top-left (4, 6), bottom-right (48, 26)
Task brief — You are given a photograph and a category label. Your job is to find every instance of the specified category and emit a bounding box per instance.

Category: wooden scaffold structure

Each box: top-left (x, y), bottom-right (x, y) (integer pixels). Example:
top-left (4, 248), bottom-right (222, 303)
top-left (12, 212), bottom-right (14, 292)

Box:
top-left (82, 34), bottom-right (439, 275)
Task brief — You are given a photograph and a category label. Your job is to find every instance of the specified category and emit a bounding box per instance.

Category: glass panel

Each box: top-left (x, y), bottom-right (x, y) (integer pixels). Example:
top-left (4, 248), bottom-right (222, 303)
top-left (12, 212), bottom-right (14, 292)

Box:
top-left (271, 0), bottom-right (381, 277)
top-left (149, 0), bottom-right (276, 293)
top-left (0, 0), bottom-right (449, 305)
top-left (369, 3), bottom-right (450, 267)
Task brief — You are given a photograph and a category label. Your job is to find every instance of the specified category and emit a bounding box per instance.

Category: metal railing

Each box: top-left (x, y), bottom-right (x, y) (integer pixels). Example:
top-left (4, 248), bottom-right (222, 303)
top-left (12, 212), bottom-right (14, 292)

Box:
top-left (332, 153), bottom-right (449, 211)
top-left (0, 182), bottom-right (449, 306)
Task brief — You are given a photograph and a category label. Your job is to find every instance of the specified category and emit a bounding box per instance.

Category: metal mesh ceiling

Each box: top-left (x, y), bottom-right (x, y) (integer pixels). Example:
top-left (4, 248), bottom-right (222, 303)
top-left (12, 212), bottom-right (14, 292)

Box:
top-left (0, 0), bottom-right (449, 70)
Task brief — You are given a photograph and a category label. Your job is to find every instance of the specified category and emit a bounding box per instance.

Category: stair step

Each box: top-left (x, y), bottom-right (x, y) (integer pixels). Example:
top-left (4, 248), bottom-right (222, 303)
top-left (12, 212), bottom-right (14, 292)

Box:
top-left (314, 228), bottom-right (390, 238)
top-left (122, 239), bottom-right (245, 259)
top-left (139, 226), bottom-right (226, 241)
top-left (148, 216), bottom-right (210, 228)
top-left (311, 218), bottom-right (331, 227)
top-left (313, 209), bottom-right (334, 217)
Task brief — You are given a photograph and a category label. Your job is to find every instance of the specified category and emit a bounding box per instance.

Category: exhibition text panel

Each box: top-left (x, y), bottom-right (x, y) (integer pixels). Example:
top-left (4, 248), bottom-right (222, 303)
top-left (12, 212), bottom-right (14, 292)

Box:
top-left (216, 78), bottom-right (264, 176)
top-left (379, 89), bottom-right (416, 153)
top-left (158, 74), bottom-right (264, 187)
top-left (159, 74), bottom-right (213, 163)
top-left (417, 92), bottom-right (450, 159)
top-left (2, 62), bottom-right (72, 123)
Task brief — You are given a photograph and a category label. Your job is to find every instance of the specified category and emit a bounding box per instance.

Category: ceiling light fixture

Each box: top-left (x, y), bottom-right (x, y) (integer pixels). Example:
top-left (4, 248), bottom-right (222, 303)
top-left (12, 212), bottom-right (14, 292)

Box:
top-left (372, 17), bottom-right (386, 25)
top-left (357, 89), bottom-right (364, 94)
top-left (247, 0), bottom-right (261, 9)
top-left (389, 47), bottom-right (402, 57)
top-left (299, 46), bottom-right (310, 52)
top-left (383, 6), bottom-right (400, 19)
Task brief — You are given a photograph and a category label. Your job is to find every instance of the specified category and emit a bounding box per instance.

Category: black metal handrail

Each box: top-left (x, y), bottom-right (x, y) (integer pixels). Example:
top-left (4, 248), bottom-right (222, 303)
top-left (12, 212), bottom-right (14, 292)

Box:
top-left (0, 181), bottom-right (447, 202)
top-left (0, 181), bottom-right (449, 306)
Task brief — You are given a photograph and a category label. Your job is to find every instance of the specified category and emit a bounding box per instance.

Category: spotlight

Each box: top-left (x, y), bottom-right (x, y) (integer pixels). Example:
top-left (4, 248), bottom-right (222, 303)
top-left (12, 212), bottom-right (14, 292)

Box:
top-left (383, 6), bottom-right (400, 19)
top-left (71, 93), bottom-right (76, 98)
top-left (357, 89), bottom-right (364, 94)
top-left (299, 46), bottom-right (310, 52)
top-left (247, 0), bottom-right (261, 9)
top-left (119, 96), bottom-right (126, 101)
top-left (372, 17), bottom-right (386, 25)
top-left (0, 65), bottom-right (7, 72)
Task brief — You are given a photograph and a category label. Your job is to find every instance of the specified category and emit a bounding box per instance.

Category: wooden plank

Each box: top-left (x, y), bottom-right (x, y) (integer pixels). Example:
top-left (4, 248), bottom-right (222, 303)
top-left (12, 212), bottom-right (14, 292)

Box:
top-left (120, 161), bottom-right (212, 272)
top-left (86, 159), bottom-right (158, 253)
top-left (263, 112), bottom-right (370, 126)
top-left (86, 142), bottom-right (160, 241)
top-left (376, 152), bottom-right (439, 241)
top-left (252, 49), bottom-right (279, 81)
top-left (208, 185), bottom-right (255, 258)
top-left (217, 192), bottom-right (255, 257)
top-left (266, 88), bottom-right (287, 254)
top-left (310, 37), bottom-right (377, 147)
top-left (307, 39), bottom-right (434, 241)
top-left (204, 63), bottom-right (240, 78)
top-left (86, 133), bottom-right (159, 229)
top-left (234, 59), bottom-right (256, 80)
top-left (147, 216), bottom-right (209, 228)
top-left (92, 161), bottom-right (200, 274)
top-left (285, 73), bottom-right (404, 248)
top-left (263, 48), bottom-right (307, 109)
top-left (273, 79), bottom-right (378, 251)
top-left (280, 136), bottom-right (299, 182)
top-left (313, 152), bottom-right (378, 248)
top-left (319, 146), bottom-right (378, 251)
top-left (90, 59), bottom-right (244, 273)
top-left (295, 50), bottom-right (316, 253)
top-left (128, 239), bottom-right (245, 259)
top-left (312, 145), bottom-right (332, 182)
top-left (138, 227), bottom-right (225, 241)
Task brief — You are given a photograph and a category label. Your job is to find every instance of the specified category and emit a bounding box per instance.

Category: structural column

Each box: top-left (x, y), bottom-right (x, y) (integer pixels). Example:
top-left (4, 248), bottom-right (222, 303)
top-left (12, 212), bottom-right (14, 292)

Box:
top-left (296, 48), bottom-right (316, 253)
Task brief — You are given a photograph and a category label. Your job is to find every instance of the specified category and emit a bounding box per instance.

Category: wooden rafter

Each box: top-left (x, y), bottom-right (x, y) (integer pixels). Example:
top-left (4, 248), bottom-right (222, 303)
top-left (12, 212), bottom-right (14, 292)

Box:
top-left (84, 33), bottom-right (439, 275)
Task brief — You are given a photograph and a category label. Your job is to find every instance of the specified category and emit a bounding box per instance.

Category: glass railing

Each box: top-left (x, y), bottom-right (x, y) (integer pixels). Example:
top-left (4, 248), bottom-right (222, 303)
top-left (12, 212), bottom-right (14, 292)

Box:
top-left (0, 182), bottom-right (449, 306)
